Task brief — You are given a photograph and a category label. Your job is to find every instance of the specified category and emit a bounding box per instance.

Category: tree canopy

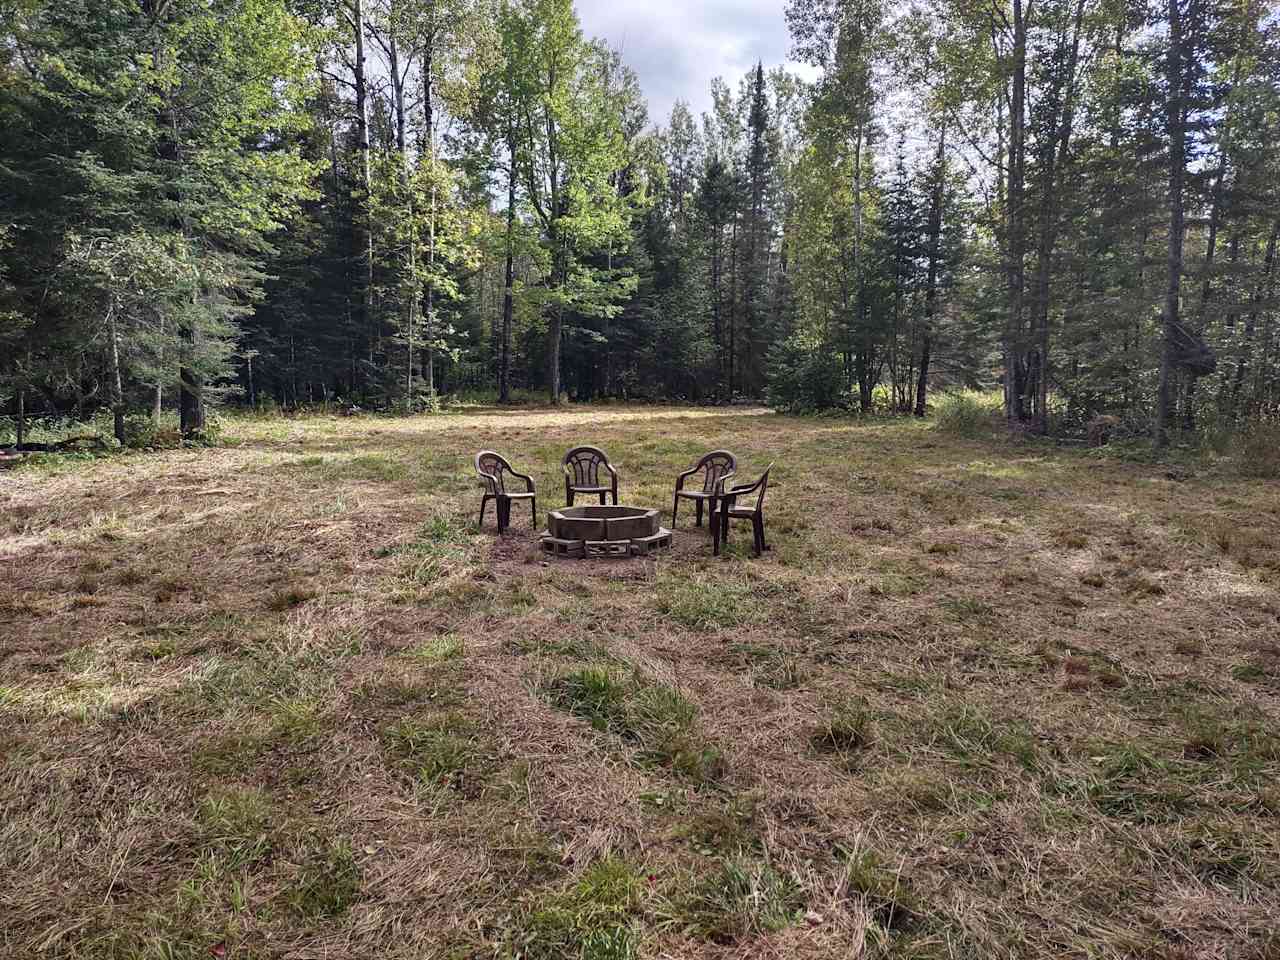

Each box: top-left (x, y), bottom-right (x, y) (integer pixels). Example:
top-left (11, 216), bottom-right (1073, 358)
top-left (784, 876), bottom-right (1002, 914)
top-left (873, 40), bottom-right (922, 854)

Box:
top-left (2, 0), bottom-right (1278, 445)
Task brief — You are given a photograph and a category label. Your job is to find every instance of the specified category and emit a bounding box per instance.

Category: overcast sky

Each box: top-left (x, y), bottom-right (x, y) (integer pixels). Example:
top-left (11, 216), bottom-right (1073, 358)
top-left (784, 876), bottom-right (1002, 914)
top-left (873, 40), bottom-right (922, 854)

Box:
top-left (576, 0), bottom-right (814, 128)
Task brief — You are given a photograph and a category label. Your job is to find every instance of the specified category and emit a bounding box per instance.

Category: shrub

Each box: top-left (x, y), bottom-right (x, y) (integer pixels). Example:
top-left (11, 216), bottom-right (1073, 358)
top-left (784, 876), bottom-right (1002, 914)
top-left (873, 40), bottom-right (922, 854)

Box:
top-left (933, 390), bottom-right (1001, 437)
top-left (1230, 422), bottom-right (1280, 479)
top-left (765, 335), bottom-right (848, 412)
top-left (120, 415), bottom-right (183, 450)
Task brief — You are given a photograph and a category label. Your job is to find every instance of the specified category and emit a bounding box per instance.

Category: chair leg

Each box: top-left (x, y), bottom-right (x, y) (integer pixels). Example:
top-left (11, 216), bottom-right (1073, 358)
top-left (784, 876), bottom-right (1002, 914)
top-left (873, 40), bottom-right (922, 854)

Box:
top-left (759, 514), bottom-right (769, 552)
top-left (695, 499), bottom-right (703, 527)
top-left (479, 495), bottom-right (490, 529)
top-left (497, 497), bottom-right (510, 534)
top-left (530, 496), bottom-right (538, 528)
top-left (672, 495), bottom-right (680, 529)
top-left (712, 512), bottom-right (721, 556)
top-left (566, 487), bottom-right (574, 507)
top-left (752, 515), bottom-right (764, 557)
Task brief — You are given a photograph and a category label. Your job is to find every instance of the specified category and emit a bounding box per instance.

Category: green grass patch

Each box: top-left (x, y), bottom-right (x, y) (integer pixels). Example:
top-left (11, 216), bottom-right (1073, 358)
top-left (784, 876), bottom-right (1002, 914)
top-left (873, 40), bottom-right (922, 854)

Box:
top-left (811, 697), bottom-right (875, 759)
top-left (672, 798), bottom-right (761, 856)
top-left (196, 786), bottom-right (274, 868)
top-left (839, 846), bottom-right (921, 932)
top-left (383, 714), bottom-right (483, 790)
top-left (191, 730), bottom-right (269, 776)
top-left (407, 634), bottom-right (465, 663)
top-left (659, 858), bottom-right (803, 944)
top-left (286, 838), bottom-right (362, 918)
top-left (928, 704), bottom-right (1039, 770)
top-left (507, 857), bottom-right (644, 960)
top-left (657, 572), bottom-right (756, 630)
top-left (545, 667), bottom-right (724, 783)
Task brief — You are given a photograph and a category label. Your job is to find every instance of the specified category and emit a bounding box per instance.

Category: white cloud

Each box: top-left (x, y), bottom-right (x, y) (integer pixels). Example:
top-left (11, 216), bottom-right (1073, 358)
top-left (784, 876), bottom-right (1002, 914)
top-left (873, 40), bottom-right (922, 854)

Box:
top-left (575, 0), bottom-right (814, 128)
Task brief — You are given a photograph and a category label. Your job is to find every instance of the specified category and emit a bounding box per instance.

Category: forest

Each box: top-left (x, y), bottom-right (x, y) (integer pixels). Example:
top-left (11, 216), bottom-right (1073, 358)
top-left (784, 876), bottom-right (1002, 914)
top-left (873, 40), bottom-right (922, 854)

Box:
top-left (0, 0), bottom-right (1278, 446)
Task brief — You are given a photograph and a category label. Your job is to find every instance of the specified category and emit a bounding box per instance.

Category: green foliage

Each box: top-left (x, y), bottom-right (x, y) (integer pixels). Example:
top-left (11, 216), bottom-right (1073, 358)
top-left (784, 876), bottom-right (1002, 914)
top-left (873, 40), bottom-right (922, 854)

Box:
top-left (766, 334), bottom-right (848, 411)
top-left (0, 0), bottom-right (318, 432)
top-left (1, 0), bottom-right (1277, 445)
top-left (933, 391), bottom-right (1001, 438)
top-left (119, 415), bottom-right (184, 451)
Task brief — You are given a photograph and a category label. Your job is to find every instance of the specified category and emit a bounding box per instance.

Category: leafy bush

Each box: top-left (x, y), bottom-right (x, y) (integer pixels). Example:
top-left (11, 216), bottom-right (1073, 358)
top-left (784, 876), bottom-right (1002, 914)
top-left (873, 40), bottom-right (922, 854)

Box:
top-left (766, 335), bottom-right (848, 412)
top-left (933, 390), bottom-right (1001, 437)
top-left (120, 415), bottom-right (183, 450)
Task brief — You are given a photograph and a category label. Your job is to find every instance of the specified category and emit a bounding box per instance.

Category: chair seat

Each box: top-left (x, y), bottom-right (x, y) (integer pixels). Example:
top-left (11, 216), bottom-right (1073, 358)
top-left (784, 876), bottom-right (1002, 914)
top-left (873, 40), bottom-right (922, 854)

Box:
top-left (569, 484), bottom-right (611, 493)
top-left (675, 489), bottom-right (721, 500)
top-left (495, 491), bottom-right (535, 499)
top-left (726, 505), bottom-right (758, 518)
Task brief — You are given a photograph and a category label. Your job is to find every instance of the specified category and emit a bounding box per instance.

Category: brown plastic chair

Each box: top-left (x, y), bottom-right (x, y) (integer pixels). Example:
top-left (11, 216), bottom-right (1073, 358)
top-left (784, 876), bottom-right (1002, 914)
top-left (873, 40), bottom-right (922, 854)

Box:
top-left (475, 451), bottom-right (537, 533)
top-left (716, 464), bottom-right (774, 557)
top-left (563, 446), bottom-right (619, 506)
top-left (672, 450), bottom-right (736, 530)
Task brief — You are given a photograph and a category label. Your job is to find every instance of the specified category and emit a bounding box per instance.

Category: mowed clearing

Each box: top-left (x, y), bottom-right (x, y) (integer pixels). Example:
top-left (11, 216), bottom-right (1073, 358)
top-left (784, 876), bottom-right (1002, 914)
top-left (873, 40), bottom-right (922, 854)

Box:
top-left (2, 406), bottom-right (1279, 960)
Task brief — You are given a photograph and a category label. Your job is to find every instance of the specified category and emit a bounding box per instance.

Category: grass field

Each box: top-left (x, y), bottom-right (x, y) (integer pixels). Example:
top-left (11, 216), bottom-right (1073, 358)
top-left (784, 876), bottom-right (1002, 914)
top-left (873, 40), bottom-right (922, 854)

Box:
top-left (2, 404), bottom-right (1279, 959)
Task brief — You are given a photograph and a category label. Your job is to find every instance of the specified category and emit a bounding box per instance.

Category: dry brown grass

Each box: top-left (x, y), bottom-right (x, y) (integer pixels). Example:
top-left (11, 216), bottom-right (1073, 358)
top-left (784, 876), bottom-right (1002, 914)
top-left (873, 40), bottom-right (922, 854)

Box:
top-left (2, 404), bottom-right (1279, 959)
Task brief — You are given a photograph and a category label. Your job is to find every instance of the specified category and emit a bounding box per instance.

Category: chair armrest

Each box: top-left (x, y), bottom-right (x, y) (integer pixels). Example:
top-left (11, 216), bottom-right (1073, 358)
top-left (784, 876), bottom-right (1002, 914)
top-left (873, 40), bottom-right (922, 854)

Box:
top-left (603, 461), bottom-right (619, 480)
top-left (477, 470), bottom-right (499, 493)
top-left (714, 470), bottom-right (737, 494)
top-left (725, 475), bottom-right (764, 497)
top-left (512, 470), bottom-right (536, 492)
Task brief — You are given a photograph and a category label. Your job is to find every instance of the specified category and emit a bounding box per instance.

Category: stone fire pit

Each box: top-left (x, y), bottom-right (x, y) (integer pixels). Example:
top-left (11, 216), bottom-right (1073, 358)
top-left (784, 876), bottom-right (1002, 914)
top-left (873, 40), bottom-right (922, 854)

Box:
top-left (540, 505), bottom-right (672, 559)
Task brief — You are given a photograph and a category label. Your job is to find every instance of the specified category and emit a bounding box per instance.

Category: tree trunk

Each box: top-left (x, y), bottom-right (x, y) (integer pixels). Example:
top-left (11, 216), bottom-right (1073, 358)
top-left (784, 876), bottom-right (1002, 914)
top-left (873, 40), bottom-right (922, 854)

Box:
top-left (386, 21), bottom-right (418, 404)
top-left (352, 0), bottom-right (375, 372)
top-left (500, 123), bottom-right (517, 404)
top-left (107, 303), bottom-right (126, 444)
top-left (16, 385), bottom-right (25, 450)
top-left (180, 367), bottom-right (204, 434)
top-left (548, 235), bottom-right (564, 404)
top-left (729, 214), bottom-right (739, 396)
top-left (916, 125), bottom-right (947, 418)
top-left (1003, 0), bottom-right (1029, 422)
top-left (711, 216), bottom-right (723, 395)
top-left (425, 179), bottom-right (437, 397)
top-left (1156, 0), bottom-right (1188, 449)
top-left (1230, 221), bottom-right (1279, 415)
top-left (1028, 0), bottom-right (1086, 433)
top-left (422, 16), bottom-right (437, 398)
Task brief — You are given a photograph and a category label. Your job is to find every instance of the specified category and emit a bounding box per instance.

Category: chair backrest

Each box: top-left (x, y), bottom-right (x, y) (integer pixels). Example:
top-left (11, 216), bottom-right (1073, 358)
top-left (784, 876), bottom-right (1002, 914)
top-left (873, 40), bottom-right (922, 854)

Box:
top-left (732, 463), bottom-right (773, 511)
top-left (696, 450), bottom-right (737, 494)
top-left (476, 450), bottom-right (513, 494)
top-left (563, 446), bottom-right (610, 487)
top-left (756, 465), bottom-right (773, 509)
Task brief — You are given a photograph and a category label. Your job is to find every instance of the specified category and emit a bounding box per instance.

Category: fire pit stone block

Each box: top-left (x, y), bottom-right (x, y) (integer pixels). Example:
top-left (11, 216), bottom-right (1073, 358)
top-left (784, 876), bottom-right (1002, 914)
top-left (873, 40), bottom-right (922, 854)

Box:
top-left (542, 505), bottom-right (671, 559)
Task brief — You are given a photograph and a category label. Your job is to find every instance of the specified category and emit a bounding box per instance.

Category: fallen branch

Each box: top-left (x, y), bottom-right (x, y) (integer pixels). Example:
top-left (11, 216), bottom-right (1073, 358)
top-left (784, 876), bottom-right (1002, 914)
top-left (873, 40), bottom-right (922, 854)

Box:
top-left (15, 435), bottom-right (110, 452)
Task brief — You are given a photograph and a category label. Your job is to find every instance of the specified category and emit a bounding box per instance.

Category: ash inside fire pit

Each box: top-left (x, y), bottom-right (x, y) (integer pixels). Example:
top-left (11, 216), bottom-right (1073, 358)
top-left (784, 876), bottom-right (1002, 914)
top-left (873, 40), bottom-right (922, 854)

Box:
top-left (541, 505), bottom-right (672, 559)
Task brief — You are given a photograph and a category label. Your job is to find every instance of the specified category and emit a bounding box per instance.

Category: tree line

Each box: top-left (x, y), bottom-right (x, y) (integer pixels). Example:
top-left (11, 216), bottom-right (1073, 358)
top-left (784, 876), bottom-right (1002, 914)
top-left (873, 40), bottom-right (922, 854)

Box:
top-left (1, 0), bottom-right (1277, 448)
